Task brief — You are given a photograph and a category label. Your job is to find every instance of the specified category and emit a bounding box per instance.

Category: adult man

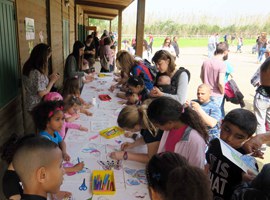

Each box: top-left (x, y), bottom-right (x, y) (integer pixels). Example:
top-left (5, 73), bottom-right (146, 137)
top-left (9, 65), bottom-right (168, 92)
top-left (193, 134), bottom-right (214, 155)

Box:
top-left (200, 42), bottom-right (228, 107)
top-left (190, 84), bottom-right (222, 140)
top-left (171, 36), bottom-right (180, 57)
top-left (254, 56), bottom-right (270, 134)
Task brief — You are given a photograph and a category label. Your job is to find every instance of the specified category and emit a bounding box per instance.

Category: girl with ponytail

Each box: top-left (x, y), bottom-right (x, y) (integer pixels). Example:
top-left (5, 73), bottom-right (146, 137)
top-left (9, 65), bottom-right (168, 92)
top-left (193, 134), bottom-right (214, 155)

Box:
top-left (147, 96), bottom-right (208, 169)
top-left (109, 100), bottom-right (162, 163)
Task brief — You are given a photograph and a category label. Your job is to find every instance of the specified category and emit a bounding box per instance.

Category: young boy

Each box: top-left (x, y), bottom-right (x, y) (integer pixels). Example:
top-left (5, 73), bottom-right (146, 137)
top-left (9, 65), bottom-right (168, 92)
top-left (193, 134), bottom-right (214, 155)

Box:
top-left (206, 108), bottom-right (257, 200)
top-left (13, 136), bottom-right (64, 200)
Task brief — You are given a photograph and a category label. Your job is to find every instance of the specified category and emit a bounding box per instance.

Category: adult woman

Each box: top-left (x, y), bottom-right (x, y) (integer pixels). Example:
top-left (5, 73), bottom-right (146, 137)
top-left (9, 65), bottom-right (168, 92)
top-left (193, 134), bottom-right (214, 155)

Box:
top-left (22, 43), bottom-right (60, 112)
top-left (160, 37), bottom-right (176, 57)
top-left (149, 50), bottom-right (190, 104)
top-left (64, 41), bottom-right (90, 89)
top-left (112, 50), bottom-right (154, 91)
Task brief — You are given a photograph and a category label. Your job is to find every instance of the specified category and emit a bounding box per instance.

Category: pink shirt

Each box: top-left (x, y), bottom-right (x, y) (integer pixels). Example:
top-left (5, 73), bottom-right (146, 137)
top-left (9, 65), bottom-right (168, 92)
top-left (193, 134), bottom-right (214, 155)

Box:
top-left (201, 57), bottom-right (226, 97)
top-left (60, 121), bottom-right (81, 139)
top-left (158, 127), bottom-right (206, 169)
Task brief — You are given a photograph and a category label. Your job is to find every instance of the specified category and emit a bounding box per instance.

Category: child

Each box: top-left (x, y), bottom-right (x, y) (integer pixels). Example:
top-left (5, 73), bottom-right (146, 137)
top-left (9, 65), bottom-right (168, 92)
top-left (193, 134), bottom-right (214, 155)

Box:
top-left (206, 108), bottom-right (258, 200)
top-left (12, 135), bottom-right (64, 199)
top-left (127, 75), bottom-right (149, 103)
top-left (146, 152), bottom-right (212, 200)
top-left (62, 77), bottom-right (92, 115)
top-left (44, 92), bottom-right (88, 139)
top-left (32, 100), bottom-right (70, 161)
top-left (118, 89), bottom-right (140, 105)
top-left (1, 134), bottom-right (73, 200)
top-left (147, 96), bottom-right (208, 168)
top-left (109, 102), bottom-right (163, 163)
top-left (156, 74), bottom-right (173, 94)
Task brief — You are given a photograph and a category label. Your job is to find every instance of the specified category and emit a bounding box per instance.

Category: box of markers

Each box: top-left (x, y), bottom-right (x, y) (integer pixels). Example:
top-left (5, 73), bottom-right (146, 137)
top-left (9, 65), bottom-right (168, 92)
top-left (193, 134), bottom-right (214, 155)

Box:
top-left (91, 170), bottom-right (116, 195)
top-left (99, 126), bottom-right (124, 139)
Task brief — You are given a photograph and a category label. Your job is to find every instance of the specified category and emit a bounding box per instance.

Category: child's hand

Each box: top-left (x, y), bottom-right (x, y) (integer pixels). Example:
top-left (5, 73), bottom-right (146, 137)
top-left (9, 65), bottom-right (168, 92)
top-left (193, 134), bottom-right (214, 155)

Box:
top-left (63, 152), bottom-right (71, 161)
top-left (73, 162), bottom-right (85, 172)
top-left (79, 126), bottom-right (88, 132)
top-left (121, 142), bottom-right (134, 150)
top-left (109, 151), bottom-right (124, 160)
top-left (242, 170), bottom-right (257, 182)
top-left (109, 85), bottom-right (116, 92)
top-left (83, 103), bottom-right (92, 109)
top-left (81, 109), bottom-right (92, 116)
top-left (49, 73), bottom-right (60, 83)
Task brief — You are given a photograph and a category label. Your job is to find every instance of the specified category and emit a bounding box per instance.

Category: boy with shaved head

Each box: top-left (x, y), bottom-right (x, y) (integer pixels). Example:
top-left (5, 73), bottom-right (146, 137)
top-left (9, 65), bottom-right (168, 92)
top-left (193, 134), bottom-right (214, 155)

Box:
top-left (189, 84), bottom-right (222, 140)
top-left (13, 136), bottom-right (64, 200)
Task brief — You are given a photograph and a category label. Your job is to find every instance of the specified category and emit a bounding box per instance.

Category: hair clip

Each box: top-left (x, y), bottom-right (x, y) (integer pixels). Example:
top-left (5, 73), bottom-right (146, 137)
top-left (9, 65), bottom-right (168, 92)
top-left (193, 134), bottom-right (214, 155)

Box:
top-left (152, 172), bottom-right (161, 181)
top-left (48, 106), bottom-right (64, 118)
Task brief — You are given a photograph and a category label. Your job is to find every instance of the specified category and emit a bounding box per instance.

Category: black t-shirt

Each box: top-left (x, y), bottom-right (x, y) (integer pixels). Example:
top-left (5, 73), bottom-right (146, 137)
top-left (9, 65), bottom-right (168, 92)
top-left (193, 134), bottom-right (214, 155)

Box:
top-left (206, 138), bottom-right (245, 200)
top-left (21, 194), bottom-right (46, 200)
top-left (140, 129), bottom-right (163, 144)
top-left (3, 170), bottom-right (23, 199)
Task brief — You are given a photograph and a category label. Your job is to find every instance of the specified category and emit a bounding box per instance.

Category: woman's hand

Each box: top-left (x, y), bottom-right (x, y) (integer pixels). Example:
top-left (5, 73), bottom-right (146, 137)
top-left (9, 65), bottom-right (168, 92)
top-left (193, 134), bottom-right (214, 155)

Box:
top-left (149, 86), bottom-right (164, 97)
top-left (109, 151), bottom-right (124, 160)
top-left (49, 73), bottom-right (60, 83)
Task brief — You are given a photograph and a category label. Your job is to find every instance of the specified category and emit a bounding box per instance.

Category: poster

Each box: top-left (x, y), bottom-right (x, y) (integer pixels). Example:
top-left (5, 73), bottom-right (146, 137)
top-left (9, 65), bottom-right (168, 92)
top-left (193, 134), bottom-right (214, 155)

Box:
top-left (25, 17), bottom-right (35, 40)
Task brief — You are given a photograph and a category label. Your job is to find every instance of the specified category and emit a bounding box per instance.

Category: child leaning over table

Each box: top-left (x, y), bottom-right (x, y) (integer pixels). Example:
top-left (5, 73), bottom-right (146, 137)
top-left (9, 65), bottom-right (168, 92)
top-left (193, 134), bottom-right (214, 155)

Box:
top-left (109, 100), bottom-right (163, 163)
top-left (62, 77), bottom-right (93, 116)
top-left (206, 108), bottom-right (258, 200)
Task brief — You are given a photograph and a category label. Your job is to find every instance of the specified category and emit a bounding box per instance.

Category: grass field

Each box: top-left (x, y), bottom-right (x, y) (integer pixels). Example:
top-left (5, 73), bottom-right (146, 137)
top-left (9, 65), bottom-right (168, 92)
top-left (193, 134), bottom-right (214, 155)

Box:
top-left (122, 37), bottom-right (256, 48)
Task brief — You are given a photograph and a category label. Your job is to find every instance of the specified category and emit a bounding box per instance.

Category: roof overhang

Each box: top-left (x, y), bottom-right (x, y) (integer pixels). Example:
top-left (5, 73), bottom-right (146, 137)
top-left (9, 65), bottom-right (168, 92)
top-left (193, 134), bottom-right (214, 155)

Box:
top-left (75, 0), bottom-right (134, 20)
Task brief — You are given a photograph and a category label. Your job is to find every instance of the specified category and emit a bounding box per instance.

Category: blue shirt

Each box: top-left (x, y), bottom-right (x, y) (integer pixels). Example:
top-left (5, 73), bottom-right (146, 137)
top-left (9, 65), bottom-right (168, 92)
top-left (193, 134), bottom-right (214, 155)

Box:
top-left (40, 130), bottom-right (63, 145)
top-left (195, 100), bottom-right (222, 140)
top-left (224, 61), bottom-right (234, 83)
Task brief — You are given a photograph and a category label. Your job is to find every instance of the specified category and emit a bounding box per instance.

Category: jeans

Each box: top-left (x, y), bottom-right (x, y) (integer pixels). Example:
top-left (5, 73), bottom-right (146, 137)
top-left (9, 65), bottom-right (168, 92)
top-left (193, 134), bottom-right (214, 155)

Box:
top-left (253, 95), bottom-right (270, 134)
top-left (258, 47), bottom-right (266, 62)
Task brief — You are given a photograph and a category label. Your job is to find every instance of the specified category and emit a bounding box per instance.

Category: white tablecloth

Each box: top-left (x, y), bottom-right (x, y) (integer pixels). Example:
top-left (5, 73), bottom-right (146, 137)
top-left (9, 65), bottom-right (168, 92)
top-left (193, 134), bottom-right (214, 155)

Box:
top-left (61, 74), bottom-right (150, 200)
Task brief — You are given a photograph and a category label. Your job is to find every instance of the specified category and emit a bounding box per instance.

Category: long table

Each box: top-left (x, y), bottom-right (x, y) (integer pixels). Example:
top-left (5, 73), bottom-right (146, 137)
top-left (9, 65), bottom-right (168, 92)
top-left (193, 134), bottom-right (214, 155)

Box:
top-left (60, 74), bottom-right (150, 200)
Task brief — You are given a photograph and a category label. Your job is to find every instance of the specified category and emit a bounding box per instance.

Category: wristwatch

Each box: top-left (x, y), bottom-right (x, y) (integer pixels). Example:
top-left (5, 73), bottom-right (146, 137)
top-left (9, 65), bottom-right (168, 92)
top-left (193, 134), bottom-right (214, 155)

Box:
top-left (123, 151), bottom-right (128, 160)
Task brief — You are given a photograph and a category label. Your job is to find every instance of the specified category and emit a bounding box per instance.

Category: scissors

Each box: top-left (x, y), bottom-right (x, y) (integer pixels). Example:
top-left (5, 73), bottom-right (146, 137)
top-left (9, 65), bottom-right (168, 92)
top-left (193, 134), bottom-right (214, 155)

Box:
top-left (79, 178), bottom-right (88, 191)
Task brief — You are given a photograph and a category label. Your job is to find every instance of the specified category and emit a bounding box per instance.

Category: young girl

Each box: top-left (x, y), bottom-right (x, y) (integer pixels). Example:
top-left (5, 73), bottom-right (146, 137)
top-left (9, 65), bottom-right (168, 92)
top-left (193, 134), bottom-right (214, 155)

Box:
top-left (44, 92), bottom-right (88, 139)
top-left (0, 134), bottom-right (75, 200)
top-left (146, 152), bottom-right (212, 200)
top-left (127, 75), bottom-right (149, 103)
top-left (62, 77), bottom-right (92, 116)
top-left (109, 101), bottom-right (163, 163)
top-left (32, 100), bottom-right (70, 161)
top-left (147, 96), bottom-right (208, 169)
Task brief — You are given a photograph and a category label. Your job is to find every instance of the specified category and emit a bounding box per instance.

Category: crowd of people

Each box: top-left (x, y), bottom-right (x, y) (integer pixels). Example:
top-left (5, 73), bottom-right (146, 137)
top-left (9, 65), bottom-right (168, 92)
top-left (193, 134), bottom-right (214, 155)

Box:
top-left (1, 30), bottom-right (270, 200)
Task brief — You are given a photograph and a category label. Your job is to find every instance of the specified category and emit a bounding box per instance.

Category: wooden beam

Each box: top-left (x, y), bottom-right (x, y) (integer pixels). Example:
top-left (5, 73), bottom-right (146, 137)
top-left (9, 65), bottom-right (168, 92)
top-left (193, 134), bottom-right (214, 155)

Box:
top-left (135, 0), bottom-right (145, 57)
top-left (87, 15), bottom-right (113, 20)
top-left (75, 0), bottom-right (125, 10)
top-left (118, 9), bottom-right (122, 51)
top-left (84, 11), bottom-right (117, 17)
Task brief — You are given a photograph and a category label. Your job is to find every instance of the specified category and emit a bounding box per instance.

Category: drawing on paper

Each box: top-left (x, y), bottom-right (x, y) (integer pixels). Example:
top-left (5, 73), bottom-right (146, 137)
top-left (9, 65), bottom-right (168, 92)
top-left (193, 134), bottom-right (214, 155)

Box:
top-left (91, 121), bottom-right (108, 132)
top-left (124, 168), bottom-right (147, 185)
top-left (67, 131), bottom-right (87, 141)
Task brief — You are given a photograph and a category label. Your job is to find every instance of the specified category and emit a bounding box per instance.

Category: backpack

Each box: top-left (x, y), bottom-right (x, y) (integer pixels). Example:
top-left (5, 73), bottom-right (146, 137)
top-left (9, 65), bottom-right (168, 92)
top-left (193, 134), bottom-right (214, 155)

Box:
top-left (225, 79), bottom-right (245, 108)
top-left (143, 59), bottom-right (158, 83)
top-left (169, 67), bottom-right (190, 94)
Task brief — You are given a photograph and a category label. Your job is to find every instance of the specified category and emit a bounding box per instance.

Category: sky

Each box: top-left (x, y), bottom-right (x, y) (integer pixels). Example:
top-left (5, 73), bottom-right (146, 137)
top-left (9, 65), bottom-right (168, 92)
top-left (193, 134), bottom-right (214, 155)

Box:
top-left (123, 0), bottom-right (270, 26)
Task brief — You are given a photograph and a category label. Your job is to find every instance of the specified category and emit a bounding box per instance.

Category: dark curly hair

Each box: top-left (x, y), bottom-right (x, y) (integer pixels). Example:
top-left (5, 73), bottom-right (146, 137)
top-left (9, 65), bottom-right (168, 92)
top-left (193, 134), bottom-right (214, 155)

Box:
top-left (147, 96), bottom-right (209, 143)
top-left (31, 100), bottom-right (64, 131)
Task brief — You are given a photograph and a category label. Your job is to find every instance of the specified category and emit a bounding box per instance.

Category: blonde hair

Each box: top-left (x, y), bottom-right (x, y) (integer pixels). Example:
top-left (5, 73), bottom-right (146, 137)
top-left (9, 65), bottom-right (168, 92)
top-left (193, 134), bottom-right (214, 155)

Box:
top-left (117, 104), bottom-right (157, 136)
top-left (116, 50), bottom-right (138, 74)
